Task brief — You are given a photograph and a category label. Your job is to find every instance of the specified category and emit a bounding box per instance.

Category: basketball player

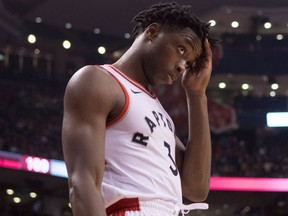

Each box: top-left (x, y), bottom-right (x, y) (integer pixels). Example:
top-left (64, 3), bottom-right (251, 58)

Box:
top-left (62, 2), bottom-right (218, 216)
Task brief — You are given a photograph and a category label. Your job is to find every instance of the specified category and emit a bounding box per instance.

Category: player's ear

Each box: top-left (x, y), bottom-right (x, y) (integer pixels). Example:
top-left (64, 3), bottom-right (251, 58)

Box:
top-left (145, 23), bottom-right (161, 40)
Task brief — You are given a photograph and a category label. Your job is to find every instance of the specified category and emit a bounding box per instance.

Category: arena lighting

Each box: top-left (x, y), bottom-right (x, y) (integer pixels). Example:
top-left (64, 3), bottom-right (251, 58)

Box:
top-left (6, 189), bottom-right (14, 195)
top-left (27, 34), bottom-right (37, 44)
top-left (62, 40), bottom-right (71, 49)
top-left (35, 17), bottom-right (42, 23)
top-left (256, 35), bottom-right (262, 41)
top-left (218, 82), bottom-right (226, 89)
top-left (209, 20), bottom-right (216, 27)
top-left (241, 83), bottom-right (249, 90)
top-left (1, 151), bottom-right (288, 192)
top-left (94, 28), bottom-right (101, 34)
top-left (98, 46), bottom-right (106, 55)
top-left (210, 177), bottom-right (288, 192)
top-left (29, 192), bottom-right (37, 198)
top-left (13, 197), bottom-right (21, 203)
top-left (34, 48), bottom-right (40, 55)
top-left (269, 91), bottom-right (276, 97)
top-left (264, 22), bottom-right (272, 29)
top-left (231, 21), bottom-right (239, 28)
top-left (266, 112), bottom-right (288, 127)
top-left (65, 23), bottom-right (72, 29)
top-left (124, 33), bottom-right (131, 39)
top-left (276, 34), bottom-right (284, 40)
top-left (271, 83), bottom-right (279, 90)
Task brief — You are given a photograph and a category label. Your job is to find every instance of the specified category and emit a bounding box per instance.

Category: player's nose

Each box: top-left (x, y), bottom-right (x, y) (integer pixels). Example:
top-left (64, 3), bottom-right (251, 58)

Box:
top-left (176, 61), bottom-right (187, 75)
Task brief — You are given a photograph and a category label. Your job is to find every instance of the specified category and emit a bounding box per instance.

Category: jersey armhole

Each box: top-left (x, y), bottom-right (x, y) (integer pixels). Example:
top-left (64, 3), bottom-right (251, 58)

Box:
top-left (95, 65), bottom-right (130, 127)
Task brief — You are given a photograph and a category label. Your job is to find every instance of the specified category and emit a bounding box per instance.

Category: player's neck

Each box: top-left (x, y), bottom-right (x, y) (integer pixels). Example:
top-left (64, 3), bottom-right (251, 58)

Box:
top-left (113, 45), bottom-right (149, 90)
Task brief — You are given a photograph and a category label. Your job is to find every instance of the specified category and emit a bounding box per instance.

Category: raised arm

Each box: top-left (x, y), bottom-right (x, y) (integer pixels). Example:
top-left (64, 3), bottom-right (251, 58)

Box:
top-left (62, 65), bottom-right (119, 215)
top-left (177, 39), bottom-right (212, 202)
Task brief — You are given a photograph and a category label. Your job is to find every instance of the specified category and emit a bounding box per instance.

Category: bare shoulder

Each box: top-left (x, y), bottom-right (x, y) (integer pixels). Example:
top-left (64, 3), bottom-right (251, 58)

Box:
top-left (63, 65), bottom-right (123, 119)
top-left (65, 65), bottom-right (117, 92)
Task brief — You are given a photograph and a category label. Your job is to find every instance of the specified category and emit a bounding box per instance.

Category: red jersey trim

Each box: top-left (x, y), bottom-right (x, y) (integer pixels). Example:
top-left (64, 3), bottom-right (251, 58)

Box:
top-left (108, 64), bottom-right (157, 99)
top-left (96, 65), bottom-right (130, 127)
top-left (106, 198), bottom-right (140, 216)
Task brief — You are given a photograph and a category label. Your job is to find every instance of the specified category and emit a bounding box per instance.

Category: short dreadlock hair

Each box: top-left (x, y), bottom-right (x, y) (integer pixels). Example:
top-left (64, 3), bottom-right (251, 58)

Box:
top-left (132, 2), bottom-right (218, 49)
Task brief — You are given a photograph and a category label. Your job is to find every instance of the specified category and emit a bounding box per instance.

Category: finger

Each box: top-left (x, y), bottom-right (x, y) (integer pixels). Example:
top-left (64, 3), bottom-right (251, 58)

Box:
top-left (204, 39), bottom-right (212, 61)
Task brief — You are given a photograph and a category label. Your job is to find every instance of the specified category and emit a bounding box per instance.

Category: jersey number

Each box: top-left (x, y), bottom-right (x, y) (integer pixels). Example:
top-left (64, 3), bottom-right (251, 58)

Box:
top-left (164, 141), bottom-right (178, 176)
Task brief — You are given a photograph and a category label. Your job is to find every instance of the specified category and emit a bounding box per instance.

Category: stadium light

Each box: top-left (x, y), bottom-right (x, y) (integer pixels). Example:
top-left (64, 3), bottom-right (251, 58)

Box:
top-left (28, 34), bottom-right (37, 44)
top-left (63, 40), bottom-right (72, 49)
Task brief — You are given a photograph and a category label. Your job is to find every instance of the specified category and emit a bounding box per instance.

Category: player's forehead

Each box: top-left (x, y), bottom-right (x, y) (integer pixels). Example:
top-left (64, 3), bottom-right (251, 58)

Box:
top-left (165, 27), bottom-right (203, 57)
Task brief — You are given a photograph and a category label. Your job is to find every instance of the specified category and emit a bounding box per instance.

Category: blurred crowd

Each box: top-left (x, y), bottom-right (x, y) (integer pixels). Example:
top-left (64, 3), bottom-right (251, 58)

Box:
top-left (211, 129), bottom-right (288, 178)
top-left (0, 73), bottom-right (65, 160)
top-left (0, 72), bottom-right (287, 178)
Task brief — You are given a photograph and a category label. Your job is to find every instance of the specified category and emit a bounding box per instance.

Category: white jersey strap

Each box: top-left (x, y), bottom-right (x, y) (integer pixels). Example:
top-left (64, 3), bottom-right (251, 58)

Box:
top-left (175, 203), bottom-right (209, 215)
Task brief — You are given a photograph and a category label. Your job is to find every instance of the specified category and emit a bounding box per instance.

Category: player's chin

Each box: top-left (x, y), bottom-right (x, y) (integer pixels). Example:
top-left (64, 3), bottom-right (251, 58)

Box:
top-left (160, 79), bottom-right (173, 86)
top-left (151, 77), bottom-right (167, 86)
top-left (153, 75), bottom-right (175, 86)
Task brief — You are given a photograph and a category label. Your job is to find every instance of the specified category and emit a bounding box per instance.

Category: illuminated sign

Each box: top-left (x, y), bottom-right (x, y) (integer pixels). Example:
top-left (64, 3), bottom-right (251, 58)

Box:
top-left (0, 151), bottom-right (22, 170)
top-left (22, 156), bottom-right (50, 174)
top-left (1, 150), bottom-right (288, 192)
top-left (266, 112), bottom-right (288, 127)
top-left (210, 177), bottom-right (288, 192)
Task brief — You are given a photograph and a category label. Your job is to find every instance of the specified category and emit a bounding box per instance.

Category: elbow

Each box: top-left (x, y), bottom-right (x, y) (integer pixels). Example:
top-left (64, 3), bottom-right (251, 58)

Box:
top-left (68, 181), bottom-right (81, 204)
top-left (67, 173), bottom-right (102, 203)
top-left (68, 175), bottom-right (88, 205)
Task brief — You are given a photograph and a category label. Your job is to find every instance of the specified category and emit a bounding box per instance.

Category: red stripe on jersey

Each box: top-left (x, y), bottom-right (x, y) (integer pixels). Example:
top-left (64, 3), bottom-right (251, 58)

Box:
top-left (109, 65), bottom-right (156, 99)
top-left (105, 71), bottom-right (130, 127)
top-left (106, 198), bottom-right (140, 216)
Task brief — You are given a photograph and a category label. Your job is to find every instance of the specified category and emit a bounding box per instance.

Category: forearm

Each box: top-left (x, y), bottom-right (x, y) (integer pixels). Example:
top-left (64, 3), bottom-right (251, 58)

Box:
top-left (181, 93), bottom-right (211, 201)
top-left (64, 125), bottom-right (107, 215)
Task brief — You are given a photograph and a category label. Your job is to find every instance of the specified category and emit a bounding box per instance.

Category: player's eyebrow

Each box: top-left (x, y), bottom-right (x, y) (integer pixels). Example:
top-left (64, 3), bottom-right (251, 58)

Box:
top-left (185, 35), bottom-right (202, 61)
top-left (183, 34), bottom-right (202, 59)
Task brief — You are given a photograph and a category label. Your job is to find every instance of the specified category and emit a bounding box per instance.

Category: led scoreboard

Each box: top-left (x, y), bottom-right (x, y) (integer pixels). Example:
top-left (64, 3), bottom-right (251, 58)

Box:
top-left (0, 150), bottom-right (68, 178)
top-left (22, 155), bottom-right (50, 174)
top-left (1, 151), bottom-right (288, 192)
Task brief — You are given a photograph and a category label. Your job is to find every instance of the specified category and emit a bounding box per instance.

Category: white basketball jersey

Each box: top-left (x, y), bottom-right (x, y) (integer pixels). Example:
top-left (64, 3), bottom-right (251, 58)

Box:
top-left (99, 65), bottom-right (182, 208)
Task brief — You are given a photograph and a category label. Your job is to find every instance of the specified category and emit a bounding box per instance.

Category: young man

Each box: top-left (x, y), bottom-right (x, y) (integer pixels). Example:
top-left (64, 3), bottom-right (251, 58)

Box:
top-left (62, 2), bottom-right (218, 216)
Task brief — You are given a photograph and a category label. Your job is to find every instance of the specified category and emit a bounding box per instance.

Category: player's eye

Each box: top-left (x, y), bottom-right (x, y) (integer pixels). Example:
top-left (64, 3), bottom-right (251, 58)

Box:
top-left (178, 46), bottom-right (186, 55)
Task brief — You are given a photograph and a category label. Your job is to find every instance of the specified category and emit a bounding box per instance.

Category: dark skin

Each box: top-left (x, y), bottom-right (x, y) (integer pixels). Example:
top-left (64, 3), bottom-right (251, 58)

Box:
top-left (62, 23), bottom-right (212, 216)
